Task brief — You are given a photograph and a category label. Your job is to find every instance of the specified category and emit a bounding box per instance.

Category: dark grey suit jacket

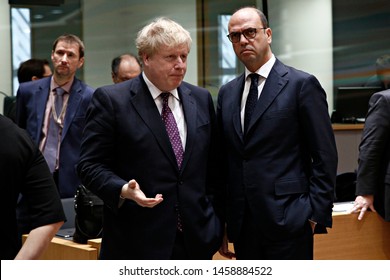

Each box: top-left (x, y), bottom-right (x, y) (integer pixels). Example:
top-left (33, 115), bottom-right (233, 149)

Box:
top-left (356, 89), bottom-right (390, 221)
top-left (217, 59), bottom-right (338, 242)
top-left (77, 75), bottom-right (222, 259)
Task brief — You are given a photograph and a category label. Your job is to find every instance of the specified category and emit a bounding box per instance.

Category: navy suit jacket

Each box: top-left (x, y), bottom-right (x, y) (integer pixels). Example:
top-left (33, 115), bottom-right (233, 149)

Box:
top-left (217, 59), bottom-right (338, 242)
top-left (77, 75), bottom-right (222, 259)
top-left (356, 90), bottom-right (390, 221)
top-left (16, 76), bottom-right (94, 198)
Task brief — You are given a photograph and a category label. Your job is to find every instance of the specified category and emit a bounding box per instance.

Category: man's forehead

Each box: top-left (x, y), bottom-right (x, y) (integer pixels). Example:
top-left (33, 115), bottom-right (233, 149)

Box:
top-left (157, 44), bottom-right (189, 54)
top-left (54, 41), bottom-right (79, 52)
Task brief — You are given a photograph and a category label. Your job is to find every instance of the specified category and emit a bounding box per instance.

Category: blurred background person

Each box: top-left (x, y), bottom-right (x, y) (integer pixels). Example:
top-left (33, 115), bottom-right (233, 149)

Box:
top-left (3, 58), bottom-right (54, 123)
top-left (16, 34), bottom-right (94, 198)
top-left (350, 89), bottom-right (390, 221)
top-left (364, 54), bottom-right (390, 90)
top-left (0, 114), bottom-right (65, 260)
top-left (111, 53), bottom-right (142, 83)
top-left (15, 34), bottom-right (94, 241)
top-left (17, 58), bottom-right (52, 83)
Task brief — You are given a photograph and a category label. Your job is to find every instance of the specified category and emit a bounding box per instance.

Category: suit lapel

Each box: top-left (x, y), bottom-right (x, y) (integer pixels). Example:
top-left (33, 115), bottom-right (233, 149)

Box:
top-left (230, 74), bottom-right (246, 144)
top-left (246, 60), bottom-right (289, 135)
top-left (62, 79), bottom-right (82, 140)
top-left (130, 77), bottom-right (179, 170)
top-left (178, 84), bottom-right (195, 171)
top-left (35, 79), bottom-right (50, 141)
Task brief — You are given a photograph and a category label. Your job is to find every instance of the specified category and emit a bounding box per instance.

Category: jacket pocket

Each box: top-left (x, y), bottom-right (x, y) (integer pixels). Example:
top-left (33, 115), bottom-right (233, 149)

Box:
top-left (274, 177), bottom-right (309, 196)
top-left (263, 108), bottom-right (294, 120)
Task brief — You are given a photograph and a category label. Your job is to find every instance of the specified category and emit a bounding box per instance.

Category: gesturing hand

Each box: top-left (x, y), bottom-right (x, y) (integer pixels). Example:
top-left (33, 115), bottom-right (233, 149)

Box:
top-left (121, 179), bottom-right (163, 208)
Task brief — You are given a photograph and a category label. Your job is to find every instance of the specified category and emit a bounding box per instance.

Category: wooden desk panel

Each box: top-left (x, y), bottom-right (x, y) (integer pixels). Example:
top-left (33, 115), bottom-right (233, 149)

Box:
top-left (22, 235), bottom-right (98, 260)
top-left (332, 124), bottom-right (364, 131)
top-left (314, 212), bottom-right (390, 259)
top-left (87, 238), bottom-right (101, 257)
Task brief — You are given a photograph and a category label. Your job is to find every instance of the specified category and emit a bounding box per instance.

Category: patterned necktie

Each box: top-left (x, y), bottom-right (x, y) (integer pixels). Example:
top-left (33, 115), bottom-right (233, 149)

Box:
top-left (160, 92), bottom-right (184, 169)
top-left (43, 87), bottom-right (65, 173)
top-left (161, 92), bottom-right (184, 232)
top-left (244, 73), bottom-right (259, 134)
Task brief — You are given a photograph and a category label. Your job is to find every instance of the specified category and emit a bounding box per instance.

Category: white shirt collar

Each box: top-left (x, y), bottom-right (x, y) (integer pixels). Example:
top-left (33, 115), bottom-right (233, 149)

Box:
top-left (245, 53), bottom-right (276, 79)
top-left (142, 72), bottom-right (180, 101)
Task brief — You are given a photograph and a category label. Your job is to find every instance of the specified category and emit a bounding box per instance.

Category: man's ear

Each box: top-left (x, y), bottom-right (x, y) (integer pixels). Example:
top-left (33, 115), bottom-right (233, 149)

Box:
top-left (142, 53), bottom-right (150, 66)
top-left (78, 57), bottom-right (85, 69)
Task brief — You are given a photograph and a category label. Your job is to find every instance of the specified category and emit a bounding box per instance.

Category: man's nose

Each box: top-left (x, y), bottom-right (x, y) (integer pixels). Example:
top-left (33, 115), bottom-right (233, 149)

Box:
top-left (239, 33), bottom-right (249, 44)
top-left (175, 57), bottom-right (185, 68)
top-left (61, 54), bottom-right (68, 62)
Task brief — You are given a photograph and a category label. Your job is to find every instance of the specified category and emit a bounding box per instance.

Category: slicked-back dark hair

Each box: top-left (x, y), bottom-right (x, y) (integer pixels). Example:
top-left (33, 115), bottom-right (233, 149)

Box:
top-left (17, 58), bottom-right (50, 83)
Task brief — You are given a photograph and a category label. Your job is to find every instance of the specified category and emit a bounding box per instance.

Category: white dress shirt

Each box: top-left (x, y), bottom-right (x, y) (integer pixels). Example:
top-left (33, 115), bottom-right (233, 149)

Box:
top-left (240, 54), bottom-right (276, 132)
top-left (142, 72), bottom-right (187, 150)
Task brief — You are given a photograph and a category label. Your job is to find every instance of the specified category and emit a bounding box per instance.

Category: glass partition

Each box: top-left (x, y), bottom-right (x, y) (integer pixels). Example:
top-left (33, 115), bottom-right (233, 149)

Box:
top-left (8, 0), bottom-right (390, 114)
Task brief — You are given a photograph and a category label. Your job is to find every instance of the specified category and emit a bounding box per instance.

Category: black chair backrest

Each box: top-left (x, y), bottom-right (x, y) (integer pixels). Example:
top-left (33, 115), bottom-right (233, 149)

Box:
top-left (335, 172), bottom-right (357, 202)
top-left (60, 198), bottom-right (76, 229)
top-left (1, 92), bottom-right (16, 122)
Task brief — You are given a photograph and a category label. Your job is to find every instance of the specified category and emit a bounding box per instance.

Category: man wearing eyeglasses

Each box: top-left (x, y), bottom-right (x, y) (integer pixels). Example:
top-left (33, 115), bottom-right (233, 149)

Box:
top-left (216, 7), bottom-right (337, 260)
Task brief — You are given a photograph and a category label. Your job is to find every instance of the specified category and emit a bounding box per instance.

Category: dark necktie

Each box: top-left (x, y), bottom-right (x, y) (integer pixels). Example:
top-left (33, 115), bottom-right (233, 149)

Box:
top-left (160, 92), bottom-right (184, 169)
top-left (43, 87), bottom-right (65, 173)
top-left (244, 73), bottom-right (259, 133)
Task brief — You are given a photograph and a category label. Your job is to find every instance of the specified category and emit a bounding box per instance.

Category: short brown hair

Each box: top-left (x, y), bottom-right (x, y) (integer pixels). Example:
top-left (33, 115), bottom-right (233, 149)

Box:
top-left (52, 34), bottom-right (85, 58)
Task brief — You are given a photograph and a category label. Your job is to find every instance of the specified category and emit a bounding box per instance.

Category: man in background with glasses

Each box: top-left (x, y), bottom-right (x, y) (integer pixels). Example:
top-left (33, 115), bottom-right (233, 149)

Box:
top-left (216, 6), bottom-right (337, 260)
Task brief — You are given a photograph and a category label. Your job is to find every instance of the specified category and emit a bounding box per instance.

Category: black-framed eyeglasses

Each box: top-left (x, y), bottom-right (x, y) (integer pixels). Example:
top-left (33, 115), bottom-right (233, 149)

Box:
top-left (227, 27), bottom-right (267, 43)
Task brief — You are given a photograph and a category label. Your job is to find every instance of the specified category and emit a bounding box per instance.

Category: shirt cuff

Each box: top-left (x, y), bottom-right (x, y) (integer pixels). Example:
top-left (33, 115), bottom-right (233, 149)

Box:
top-left (118, 195), bottom-right (126, 208)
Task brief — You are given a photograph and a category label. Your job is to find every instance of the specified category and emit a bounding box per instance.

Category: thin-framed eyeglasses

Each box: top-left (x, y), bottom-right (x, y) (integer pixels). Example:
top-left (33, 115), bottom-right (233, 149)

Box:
top-left (227, 27), bottom-right (267, 43)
